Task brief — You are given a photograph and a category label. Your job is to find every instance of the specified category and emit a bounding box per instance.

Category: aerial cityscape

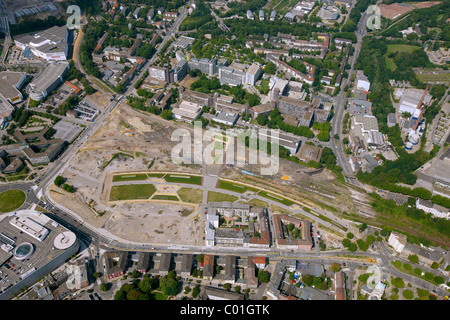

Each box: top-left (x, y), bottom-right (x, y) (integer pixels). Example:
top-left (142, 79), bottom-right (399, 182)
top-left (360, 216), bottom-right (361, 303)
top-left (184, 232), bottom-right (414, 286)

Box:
top-left (0, 0), bottom-right (448, 305)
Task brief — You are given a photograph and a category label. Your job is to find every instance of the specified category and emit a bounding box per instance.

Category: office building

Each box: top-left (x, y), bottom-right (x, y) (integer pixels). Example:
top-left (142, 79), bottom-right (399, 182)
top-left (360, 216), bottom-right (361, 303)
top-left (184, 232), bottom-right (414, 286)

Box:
top-left (245, 62), bottom-right (262, 86)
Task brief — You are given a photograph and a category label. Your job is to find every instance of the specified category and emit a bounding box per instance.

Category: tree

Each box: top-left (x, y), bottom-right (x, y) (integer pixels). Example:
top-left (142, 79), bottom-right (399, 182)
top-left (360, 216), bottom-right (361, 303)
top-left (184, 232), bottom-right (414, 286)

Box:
top-left (407, 254), bottom-right (419, 264)
top-left (430, 262), bottom-right (439, 269)
top-left (346, 232), bottom-right (354, 239)
top-left (127, 289), bottom-right (140, 300)
top-left (114, 289), bottom-right (127, 300)
top-left (258, 270), bottom-right (270, 284)
top-left (159, 273), bottom-right (179, 296)
top-left (348, 243), bottom-right (357, 252)
top-left (433, 276), bottom-right (445, 285)
top-left (160, 109), bottom-right (173, 120)
top-left (330, 263), bottom-right (341, 272)
top-left (342, 238), bottom-right (351, 247)
top-left (192, 285), bottom-right (200, 298)
top-left (223, 283), bottom-right (232, 291)
top-left (402, 289), bottom-right (414, 300)
top-left (391, 277), bottom-right (405, 288)
top-left (54, 176), bottom-right (64, 187)
top-left (100, 283), bottom-right (109, 292)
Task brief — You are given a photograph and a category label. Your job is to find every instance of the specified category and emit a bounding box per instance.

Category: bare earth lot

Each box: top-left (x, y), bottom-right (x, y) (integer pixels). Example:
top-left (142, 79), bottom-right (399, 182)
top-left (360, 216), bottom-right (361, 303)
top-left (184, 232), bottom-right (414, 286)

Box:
top-left (53, 100), bottom-right (366, 245)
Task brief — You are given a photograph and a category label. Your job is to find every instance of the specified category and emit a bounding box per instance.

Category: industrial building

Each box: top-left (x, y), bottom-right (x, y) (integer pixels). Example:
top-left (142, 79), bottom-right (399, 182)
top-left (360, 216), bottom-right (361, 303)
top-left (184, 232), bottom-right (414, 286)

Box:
top-left (14, 25), bottom-right (69, 61)
top-left (212, 110), bottom-right (239, 126)
top-left (172, 100), bottom-right (203, 123)
top-left (0, 210), bottom-right (79, 300)
top-left (297, 143), bottom-right (323, 163)
top-left (28, 62), bottom-right (70, 101)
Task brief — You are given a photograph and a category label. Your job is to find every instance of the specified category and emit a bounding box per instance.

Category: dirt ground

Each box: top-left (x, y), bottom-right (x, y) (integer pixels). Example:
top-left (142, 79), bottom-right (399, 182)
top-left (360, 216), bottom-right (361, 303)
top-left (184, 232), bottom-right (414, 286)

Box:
top-left (55, 103), bottom-right (206, 244)
top-left (54, 100), bottom-right (369, 245)
top-left (103, 202), bottom-right (203, 245)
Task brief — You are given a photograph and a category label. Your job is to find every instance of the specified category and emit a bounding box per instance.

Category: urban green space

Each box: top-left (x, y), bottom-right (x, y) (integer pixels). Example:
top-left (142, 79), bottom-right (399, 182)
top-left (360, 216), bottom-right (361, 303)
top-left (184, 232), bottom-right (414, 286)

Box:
top-left (109, 184), bottom-right (156, 201)
top-left (217, 180), bottom-right (259, 193)
top-left (0, 190), bottom-right (26, 213)
top-left (112, 174), bottom-right (149, 182)
top-left (164, 174), bottom-right (202, 185)
top-left (207, 191), bottom-right (239, 203)
top-left (177, 188), bottom-right (204, 204)
top-left (152, 195), bottom-right (179, 201)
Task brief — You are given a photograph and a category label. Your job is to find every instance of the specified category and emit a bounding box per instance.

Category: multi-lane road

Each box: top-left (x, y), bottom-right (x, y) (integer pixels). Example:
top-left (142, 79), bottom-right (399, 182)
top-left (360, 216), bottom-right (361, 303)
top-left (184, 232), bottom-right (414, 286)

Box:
top-left (0, 2), bottom-right (448, 298)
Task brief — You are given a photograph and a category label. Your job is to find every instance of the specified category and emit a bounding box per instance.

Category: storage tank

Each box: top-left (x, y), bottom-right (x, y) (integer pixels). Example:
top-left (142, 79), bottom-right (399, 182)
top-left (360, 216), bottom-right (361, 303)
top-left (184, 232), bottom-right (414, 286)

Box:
top-left (405, 142), bottom-right (413, 150)
top-left (409, 133), bottom-right (420, 145)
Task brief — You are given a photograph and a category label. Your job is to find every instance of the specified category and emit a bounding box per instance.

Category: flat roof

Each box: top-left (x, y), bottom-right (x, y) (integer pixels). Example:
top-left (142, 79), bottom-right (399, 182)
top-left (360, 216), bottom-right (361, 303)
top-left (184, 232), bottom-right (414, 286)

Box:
top-left (15, 25), bottom-right (67, 54)
top-left (0, 72), bottom-right (26, 103)
top-left (0, 95), bottom-right (14, 118)
top-left (0, 210), bottom-right (78, 297)
top-left (30, 62), bottom-right (69, 95)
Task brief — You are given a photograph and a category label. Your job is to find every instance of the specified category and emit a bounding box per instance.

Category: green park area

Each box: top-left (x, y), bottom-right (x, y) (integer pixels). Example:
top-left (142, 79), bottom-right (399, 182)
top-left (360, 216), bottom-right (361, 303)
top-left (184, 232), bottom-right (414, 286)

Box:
top-left (151, 195), bottom-right (179, 201)
top-left (384, 44), bottom-right (421, 72)
top-left (258, 191), bottom-right (295, 207)
top-left (415, 72), bottom-right (450, 83)
top-left (112, 174), bottom-right (149, 182)
top-left (177, 188), bottom-right (204, 204)
top-left (217, 180), bottom-right (259, 193)
top-left (164, 174), bottom-right (202, 185)
top-left (207, 191), bottom-right (239, 203)
top-left (0, 190), bottom-right (26, 213)
top-left (109, 184), bottom-right (156, 201)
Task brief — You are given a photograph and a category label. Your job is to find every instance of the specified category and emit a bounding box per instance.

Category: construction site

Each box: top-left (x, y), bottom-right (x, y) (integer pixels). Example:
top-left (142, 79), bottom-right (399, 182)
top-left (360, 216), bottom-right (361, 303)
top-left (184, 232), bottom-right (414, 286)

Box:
top-left (49, 101), bottom-right (371, 246)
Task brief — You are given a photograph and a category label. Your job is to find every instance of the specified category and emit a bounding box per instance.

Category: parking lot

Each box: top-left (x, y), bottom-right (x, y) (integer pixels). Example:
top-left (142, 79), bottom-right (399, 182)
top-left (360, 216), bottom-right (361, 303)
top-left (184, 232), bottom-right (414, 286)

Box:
top-left (52, 120), bottom-right (85, 143)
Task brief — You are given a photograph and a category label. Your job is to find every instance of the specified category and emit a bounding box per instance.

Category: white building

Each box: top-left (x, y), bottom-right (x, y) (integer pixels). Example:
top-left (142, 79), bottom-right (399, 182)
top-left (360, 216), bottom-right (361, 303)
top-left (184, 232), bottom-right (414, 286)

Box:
top-left (356, 71), bottom-right (370, 92)
top-left (416, 198), bottom-right (450, 219)
top-left (14, 25), bottom-right (68, 61)
top-left (172, 100), bottom-right (203, 123)
top-left (245, 62), bottom-right (262, 86)
top-left (388, 232), bottom-right (407, 253)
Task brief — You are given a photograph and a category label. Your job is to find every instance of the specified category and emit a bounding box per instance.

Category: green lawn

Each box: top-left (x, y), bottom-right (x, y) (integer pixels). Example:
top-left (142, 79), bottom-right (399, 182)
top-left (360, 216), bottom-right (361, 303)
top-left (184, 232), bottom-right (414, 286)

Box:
top-left (415, 72), bottom-right (450, 83)
top-left (0, 190), bottom-right (26, 213)
top-left (385, 56), bottom-right (397, 72)
top-left (112, 174), bottom-right (149, 182)
top-left (258, 191), bottom-right (295, 206)
top-left (177, 188), bottom-right (204, 204)
top-left (164, 174), bottom-right (202, 185)
top-left (387, 44), bottom-right (421, 54)
top-left (147, 173), bottom-right (166, 178)
top-left (109, 184), bottom-right (156, 201)
top-left (152, 195), bottom-right (179, 201)
top-left (207, 191), bottom-right (239, 203)
top-left (217, 180), bottom-right (260, 193)
top-left (244, 198), bottom-right (269, 208)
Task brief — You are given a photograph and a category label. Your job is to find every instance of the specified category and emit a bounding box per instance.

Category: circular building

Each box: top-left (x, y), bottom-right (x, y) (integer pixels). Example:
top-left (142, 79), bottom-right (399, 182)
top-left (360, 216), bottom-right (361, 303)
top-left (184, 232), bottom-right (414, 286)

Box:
top-left (13, 242), bottom-right (34, 260)
top-left (53, 231), bottom-right (78, 250)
